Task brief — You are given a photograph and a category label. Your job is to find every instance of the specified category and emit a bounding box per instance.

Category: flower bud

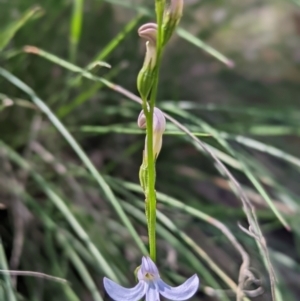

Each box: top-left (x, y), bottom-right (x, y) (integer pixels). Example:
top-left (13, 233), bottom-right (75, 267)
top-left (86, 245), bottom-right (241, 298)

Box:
top-left (138, 107), bottom-right (166, 159)
top-left (162, 0), bottom-right (183, 45)
top-left (137, 23), bottom-right (158, 100)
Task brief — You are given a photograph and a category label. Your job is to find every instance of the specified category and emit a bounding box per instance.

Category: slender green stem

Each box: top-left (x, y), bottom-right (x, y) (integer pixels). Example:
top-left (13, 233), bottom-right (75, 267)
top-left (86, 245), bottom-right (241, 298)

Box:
top-left (145, 107), bottom-right (156, 261)
top-left (145, 0), bottom-right (165, 261)
top-left (155, 0), bottom-right (165, 46)
top-left (147, 73), bottom-right (161, 263)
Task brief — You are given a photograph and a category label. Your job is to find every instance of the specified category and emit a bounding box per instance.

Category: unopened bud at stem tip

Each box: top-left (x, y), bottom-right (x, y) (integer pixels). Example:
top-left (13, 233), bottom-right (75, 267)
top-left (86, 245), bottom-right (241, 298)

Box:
top-left (162, 0), bottom-right (184, 45)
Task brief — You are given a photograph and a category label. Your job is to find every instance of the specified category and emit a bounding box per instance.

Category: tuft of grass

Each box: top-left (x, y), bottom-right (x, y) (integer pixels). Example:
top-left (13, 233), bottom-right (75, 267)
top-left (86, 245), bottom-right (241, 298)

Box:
top-left (0, 1), bottom-right (300, 301)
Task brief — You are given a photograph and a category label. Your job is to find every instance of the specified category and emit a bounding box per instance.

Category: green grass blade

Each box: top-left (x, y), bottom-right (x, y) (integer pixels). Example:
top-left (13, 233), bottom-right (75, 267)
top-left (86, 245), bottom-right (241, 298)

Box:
top-left (90, 14), bottom-right (142, 62)
top-left (238, 125), bottom-right (300, 136)
top-left (0, 6), bottom-right (43, 51)
top-left (23, 46), bottom-right (110, 77)
top-left (0, 93), bottom-right (38, 111)
top-left (0, 238), bottom-right (17, 301)
top-left (70, 0), bottom-right (84, 62)
top-left (59, 82), bottom-right (104, 118)
top-left (58, 64), bottom-right (123, 118)
top-left (176, 28), bottom-right (234, 68)
top-left (160, 101), bottom-right (299, 118)
top-left (80, 124), bottom-right (209, 136)
top-left (221, 133), bottom-right (300, 169)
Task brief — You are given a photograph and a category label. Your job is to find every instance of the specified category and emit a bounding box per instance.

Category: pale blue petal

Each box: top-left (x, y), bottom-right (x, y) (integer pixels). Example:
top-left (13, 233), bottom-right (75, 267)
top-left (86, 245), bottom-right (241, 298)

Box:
top-left (140, 256), bottom-right (159, 277)
top-left (157, 274), bottom-right (199, 301)
top-left (146, 282), bottom-right (160, 301)
top-left (103, 277), bottom-right (147, 301)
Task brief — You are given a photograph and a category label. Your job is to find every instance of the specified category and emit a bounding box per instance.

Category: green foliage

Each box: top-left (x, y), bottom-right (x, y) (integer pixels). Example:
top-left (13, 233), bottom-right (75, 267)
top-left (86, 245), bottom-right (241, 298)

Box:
top-left (0, 1), bottom-right (300, 301)
top-left (0, 6), bottom-right (42, 51)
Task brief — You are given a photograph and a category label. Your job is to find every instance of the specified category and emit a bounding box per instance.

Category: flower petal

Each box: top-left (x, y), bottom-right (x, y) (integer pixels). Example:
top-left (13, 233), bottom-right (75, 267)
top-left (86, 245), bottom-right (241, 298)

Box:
top-left (157, 274), bottom-right (199, 301)
top-left (153, 108), bottom-right (166, 134)
top-left (103, 277), bottom-right (147, 301)
top-left (140, 256), bottom-right (160, 277)
top-left (146, 282), bottom-right (160, 301)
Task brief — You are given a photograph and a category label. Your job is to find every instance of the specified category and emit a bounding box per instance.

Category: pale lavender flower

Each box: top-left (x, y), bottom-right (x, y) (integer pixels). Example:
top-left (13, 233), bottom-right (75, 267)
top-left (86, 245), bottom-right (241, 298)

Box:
top-left (103, 256), bottom-right (199, 301)
top-left (138, 23), bottom-right (158, 70)
top-left (138, 107), bottom-right (166, 158)
top-left (138, 23), bottom-right (157, 46)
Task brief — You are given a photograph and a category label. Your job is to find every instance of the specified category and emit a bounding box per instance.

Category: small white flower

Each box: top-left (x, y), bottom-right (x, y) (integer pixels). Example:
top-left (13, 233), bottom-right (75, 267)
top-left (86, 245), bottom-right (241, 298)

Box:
top-left (104, 256), bottom-right (200, 301)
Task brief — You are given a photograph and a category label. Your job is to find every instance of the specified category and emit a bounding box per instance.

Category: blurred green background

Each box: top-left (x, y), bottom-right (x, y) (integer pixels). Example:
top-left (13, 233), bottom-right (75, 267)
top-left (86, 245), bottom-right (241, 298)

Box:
top-left (0, 0), bottom-right (300, 300)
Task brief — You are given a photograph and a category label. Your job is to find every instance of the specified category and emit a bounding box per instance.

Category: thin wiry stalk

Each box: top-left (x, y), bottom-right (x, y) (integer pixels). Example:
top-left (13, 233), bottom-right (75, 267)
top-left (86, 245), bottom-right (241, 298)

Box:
top-left (0, 270), bottom-right (68, 284)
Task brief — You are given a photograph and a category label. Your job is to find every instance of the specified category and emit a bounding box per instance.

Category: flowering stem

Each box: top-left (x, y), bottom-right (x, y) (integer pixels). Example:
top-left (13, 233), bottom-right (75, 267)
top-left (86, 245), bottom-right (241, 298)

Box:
top-left (147, 74), bottom-right (162, 262)
top-left (146, 0), bottom-right (165, 261)
top-left (139, 0), bottom-right (166, 262)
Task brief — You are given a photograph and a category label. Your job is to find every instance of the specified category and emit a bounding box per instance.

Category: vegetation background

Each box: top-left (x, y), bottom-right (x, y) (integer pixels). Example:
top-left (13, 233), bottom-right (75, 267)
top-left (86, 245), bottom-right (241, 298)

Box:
top-left (0, 0), bottom-right (300, 300)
